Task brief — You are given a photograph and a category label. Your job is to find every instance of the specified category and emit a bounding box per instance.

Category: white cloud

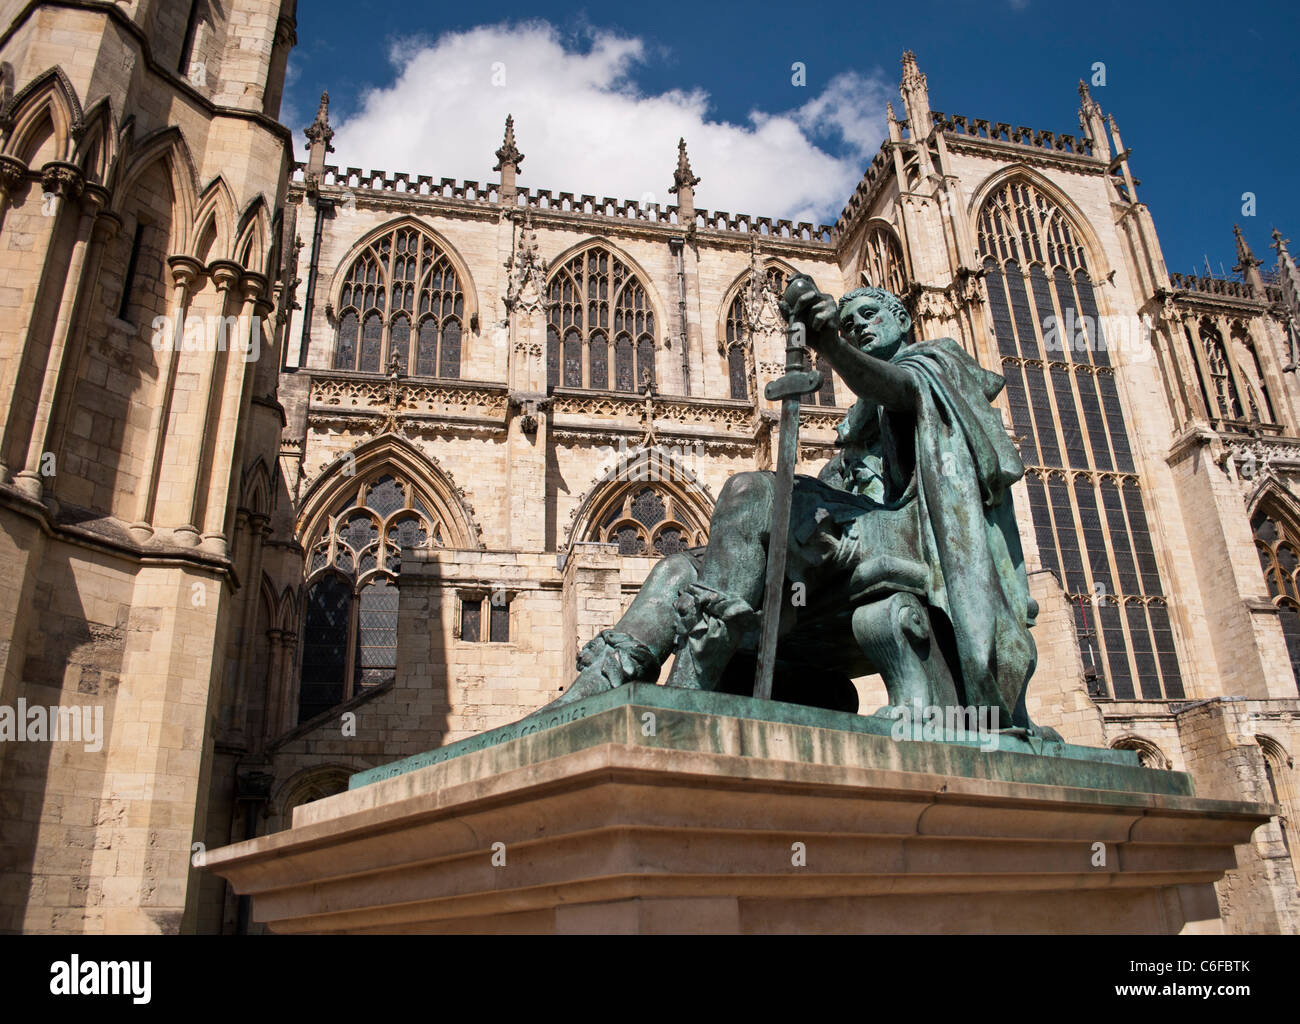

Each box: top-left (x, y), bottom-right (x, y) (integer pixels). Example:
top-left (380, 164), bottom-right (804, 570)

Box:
top-left (320, 21), bottom-right (893, 226)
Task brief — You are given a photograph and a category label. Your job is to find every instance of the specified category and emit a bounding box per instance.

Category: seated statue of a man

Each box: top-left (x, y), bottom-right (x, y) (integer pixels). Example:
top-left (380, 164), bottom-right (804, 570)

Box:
top-left (545, 279), bottom-right (1043, 734)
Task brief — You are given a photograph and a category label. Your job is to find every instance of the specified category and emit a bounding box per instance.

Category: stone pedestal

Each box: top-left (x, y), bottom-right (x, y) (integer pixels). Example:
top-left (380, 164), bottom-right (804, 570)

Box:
top-left (204, 686), bottom-right (1273, 934)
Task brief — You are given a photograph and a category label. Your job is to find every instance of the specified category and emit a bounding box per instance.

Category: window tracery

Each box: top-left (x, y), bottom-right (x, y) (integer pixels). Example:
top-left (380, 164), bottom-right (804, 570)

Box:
top-left (547, 247), bottom-right (655, 391)
top-left (299, 472), bottom-right (445, 721)
top-left (979, 177), bottom-right (1183, 700)
top-left (589, 484), bottom-right (707, 556)
top-left (334, 226), bottom-right (464, 377)
top-left (1253, 504), bottom-right (1300, 692)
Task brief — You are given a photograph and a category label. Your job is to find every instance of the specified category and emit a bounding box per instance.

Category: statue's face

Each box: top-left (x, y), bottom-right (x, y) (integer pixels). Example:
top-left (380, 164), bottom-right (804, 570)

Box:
top-left (839, 295), bottom-right (909, 358)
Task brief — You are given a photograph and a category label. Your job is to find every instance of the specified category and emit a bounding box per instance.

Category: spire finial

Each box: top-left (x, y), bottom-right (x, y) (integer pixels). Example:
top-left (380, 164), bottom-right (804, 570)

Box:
top-left (1234, 224), bottom-right (1260, 267)
top-left (670, 137), bottom-right (700, 195)
top-left (305, 90), bottom-right (334, 152)
top-left (494, 113), bottom-right (524, 172)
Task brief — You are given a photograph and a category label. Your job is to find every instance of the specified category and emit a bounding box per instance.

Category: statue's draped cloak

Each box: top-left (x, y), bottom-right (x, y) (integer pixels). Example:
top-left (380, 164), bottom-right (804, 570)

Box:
top-left (814, 337), bottom-right (1037, 725)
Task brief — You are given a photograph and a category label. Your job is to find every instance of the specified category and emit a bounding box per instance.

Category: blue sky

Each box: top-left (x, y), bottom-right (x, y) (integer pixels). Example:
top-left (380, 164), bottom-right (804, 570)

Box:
top-left (281, 0), bottom-right (1298, 279)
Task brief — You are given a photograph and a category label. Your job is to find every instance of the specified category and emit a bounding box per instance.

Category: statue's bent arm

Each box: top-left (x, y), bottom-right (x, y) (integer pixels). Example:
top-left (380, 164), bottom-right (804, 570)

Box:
top-left (817, 335), bottom-right (918, 412)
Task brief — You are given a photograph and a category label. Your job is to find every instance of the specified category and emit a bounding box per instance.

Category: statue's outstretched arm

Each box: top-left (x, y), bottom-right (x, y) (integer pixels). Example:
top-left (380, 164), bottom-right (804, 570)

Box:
top-left (818, 338), bottom-right (917, 412)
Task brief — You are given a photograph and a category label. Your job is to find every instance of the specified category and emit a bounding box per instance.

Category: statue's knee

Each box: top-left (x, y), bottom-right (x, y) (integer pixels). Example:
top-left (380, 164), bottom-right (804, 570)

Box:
top-left (645, 551), bottom-right (698, 592)
top-left (719, 471), bottom-right (772, 510)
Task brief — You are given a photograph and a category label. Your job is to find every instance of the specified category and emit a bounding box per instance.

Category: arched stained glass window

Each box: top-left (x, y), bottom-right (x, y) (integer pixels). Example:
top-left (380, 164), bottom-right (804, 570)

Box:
top-left (595, 484), bottom-right (707, 556)
top-left (860, 226), bottom-right (908, 296)
top-left (335, 225), bottom-right (466, 377)
top-left (979, 178), bottom-right (1183, 700)
top-left (547, 247), bottom-right (655, 391)
top-left (298, 471), bottom-right (448, 722)
top-left (1253, 505), bottom-right (1300, 693)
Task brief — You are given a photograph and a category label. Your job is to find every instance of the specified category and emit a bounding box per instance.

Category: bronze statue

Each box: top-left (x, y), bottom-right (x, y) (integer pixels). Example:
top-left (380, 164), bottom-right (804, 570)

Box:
top-left (545, 276), bottom-right (1051, 739)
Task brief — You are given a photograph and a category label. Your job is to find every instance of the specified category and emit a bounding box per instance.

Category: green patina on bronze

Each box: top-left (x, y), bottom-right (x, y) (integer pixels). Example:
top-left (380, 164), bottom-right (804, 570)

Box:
top-left (538, 277), bottom-right (1062, 746)
top-left (355, 279), bottom-right (1155, 787)
top-left (349, 684), bottom-right (1196, 797)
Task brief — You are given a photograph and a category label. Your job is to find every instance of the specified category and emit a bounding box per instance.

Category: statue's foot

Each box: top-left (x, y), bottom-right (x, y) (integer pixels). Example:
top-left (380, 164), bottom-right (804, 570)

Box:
top-left (538, 630), bottom-right (660, 713)
top-left (538, 664), bottom-right (617, 712)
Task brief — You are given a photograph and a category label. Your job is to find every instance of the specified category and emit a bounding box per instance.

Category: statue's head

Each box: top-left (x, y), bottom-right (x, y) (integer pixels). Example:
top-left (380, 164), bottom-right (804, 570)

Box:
top-left (837, 287), bottom-right (911, 359)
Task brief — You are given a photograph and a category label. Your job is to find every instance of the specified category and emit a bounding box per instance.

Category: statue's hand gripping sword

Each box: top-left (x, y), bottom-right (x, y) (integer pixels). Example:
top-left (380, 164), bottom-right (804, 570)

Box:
top-left (753, 274), bottom-right (829, 700)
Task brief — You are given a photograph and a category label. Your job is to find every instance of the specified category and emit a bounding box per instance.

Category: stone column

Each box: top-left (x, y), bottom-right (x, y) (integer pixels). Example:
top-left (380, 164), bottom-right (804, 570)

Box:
top-left (201, 274), bottom-right (267, 554)
top-left (175, 259), bottom-right (241, 547)
top-left (132, 255), bottom-right (203, 540)
top-left (263, 628), bottom-right (286, 745)
top-left (223, 512), bottom-right (269, 745)
top-left (14, 180), bottom-right (106, 501)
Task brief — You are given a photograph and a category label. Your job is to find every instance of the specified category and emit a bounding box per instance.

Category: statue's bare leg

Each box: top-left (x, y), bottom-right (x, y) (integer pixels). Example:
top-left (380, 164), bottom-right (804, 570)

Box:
top-left (665, 472), bottom-right (773, 691)
top-left (539, 551), bottom-right (699, 709)
top-left (540, 472), bottom-right (778, 709)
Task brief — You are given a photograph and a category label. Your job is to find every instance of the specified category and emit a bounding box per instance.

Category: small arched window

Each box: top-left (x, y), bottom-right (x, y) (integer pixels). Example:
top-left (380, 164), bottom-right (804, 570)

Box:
top-left (590, 483), bottom-right (708, 556)
top-left (334, 226), bottom-right (465, 377)
top-left (298, 471), bottom-right (447, 722)
top-left (547, 247), bottom-right (655, 391)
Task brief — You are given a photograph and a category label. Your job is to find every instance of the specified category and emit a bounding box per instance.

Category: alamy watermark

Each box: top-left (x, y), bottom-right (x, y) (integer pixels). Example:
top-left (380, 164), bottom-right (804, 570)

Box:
top-left (0, 699), bottom-right (103, 752)
top-left (889, 698), bottom-right (1001, 752)
top-left (150, 312), bottom-right (264, 361)
top-left (1040, 310), bottom-right (1155, 362)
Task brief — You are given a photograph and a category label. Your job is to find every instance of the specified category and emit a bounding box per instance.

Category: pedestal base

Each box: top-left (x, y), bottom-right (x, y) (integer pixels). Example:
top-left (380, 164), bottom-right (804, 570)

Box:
top-left (205, 686), bottom-right (1273, 934)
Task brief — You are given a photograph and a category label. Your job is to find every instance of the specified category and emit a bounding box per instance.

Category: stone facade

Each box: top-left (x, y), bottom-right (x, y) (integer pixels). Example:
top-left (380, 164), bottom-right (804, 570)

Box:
top-left (0, 7), bottom-right (1297, 933)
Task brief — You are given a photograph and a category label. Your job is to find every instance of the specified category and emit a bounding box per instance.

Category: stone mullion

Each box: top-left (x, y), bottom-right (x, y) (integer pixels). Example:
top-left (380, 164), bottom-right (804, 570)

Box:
top-left (1114, 477), bottom-right (1180, 699)
top-left (343, 588), bottom-right (361, 701)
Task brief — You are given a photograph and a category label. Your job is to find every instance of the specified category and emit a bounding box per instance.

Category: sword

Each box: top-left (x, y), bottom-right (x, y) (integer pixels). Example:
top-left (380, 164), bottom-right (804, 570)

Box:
top-left (753, 274), bottom-right (827, 700)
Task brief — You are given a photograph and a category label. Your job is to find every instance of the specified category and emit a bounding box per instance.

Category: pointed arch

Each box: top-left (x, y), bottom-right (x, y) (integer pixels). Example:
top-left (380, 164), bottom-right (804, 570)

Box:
top-left (544, 238), bottom-right (668, 392)
top-left (976, 168), bottom-right (1183, 702)
top-left (967, 163), bottom-right (1113, 282)
top-left (858, 217), bottom-right (909, 295)
top-left (278, 585), bottom-right (300, 634)
top-left (111, 126), bottom-right (200, 253)
top-left (72, 97), bottom-right (113, 184)
top-left (275, 765), bottom-right (359, 819)
top-left (326, 216), bottom-right (479, 325)
top-left (565, 445), bottom-right (715, 554)
top-left (1, 66), bottom-right (82, 165)
top-left (191, 175), bottom-right (237, 263)
top-left (1248, 486), bottom-right (1300, 693)
top-left (296, 433), bottom-right (482, 553)
top-left (326, 217), bottom-right (477, 377)
top-left (716, 257), bottom-right (837, 405)
top-left (234, 194), bottom-right (271, 274)
top-left (1108, 734), bottom-right (1170, 770)
top-left (239, 455), bottom-right (274, 518)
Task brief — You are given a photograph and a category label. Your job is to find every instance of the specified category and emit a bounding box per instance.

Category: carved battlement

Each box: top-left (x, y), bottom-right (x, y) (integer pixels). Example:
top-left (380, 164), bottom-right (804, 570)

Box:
top-left (290, 163), bottom-right (837, 245)
top-left (833, 143), bottom-right (894, 238)
top-left (930, 112), bottom-right (1095, 157)
top-left (1169, 273), bottom-right (1266, 302)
